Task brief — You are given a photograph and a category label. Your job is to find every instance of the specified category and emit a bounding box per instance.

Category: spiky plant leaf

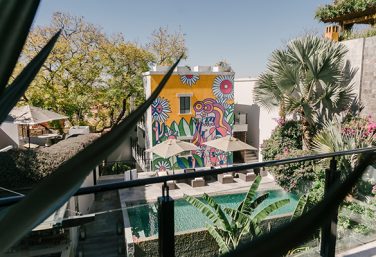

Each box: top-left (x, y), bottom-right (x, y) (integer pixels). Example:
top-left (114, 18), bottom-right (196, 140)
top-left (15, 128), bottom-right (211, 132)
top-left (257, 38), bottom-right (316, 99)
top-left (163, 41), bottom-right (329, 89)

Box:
top-left (0, 0), bottom-right (40, 94)
top-left (0, 56), bottom-right (182, 253)
top-left (0, 30), bottom-right (61, 124)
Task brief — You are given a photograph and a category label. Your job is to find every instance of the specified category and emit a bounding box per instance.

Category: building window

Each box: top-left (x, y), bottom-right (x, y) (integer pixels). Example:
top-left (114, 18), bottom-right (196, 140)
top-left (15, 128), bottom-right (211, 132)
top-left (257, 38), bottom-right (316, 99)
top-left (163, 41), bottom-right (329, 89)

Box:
top-left (179, 96), bottom-right (191, 114)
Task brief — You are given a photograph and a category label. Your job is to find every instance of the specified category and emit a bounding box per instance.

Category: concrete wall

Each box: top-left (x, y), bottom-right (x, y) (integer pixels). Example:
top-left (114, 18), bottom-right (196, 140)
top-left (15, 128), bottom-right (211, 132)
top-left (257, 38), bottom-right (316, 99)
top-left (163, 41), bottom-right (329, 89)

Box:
top-left (234, 78), bottom-right (279, 161)
top-left (0, 116), bottom-right (19, 149)
top-left (341, 36), bottom-right (376, 117)
top-left (77, 172), bottom-right (95, 215)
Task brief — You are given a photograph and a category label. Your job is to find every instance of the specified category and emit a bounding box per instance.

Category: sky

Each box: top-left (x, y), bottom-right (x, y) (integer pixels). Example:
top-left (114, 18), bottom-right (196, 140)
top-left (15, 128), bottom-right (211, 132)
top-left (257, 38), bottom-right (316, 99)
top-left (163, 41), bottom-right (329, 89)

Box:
top-left (34, 0), bottom-right (331, 78)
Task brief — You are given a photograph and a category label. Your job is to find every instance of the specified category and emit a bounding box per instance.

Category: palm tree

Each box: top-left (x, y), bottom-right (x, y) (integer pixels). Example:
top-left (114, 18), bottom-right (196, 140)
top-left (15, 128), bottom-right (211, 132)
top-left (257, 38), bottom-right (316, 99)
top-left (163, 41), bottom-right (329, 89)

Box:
top-left (183, 176), bottom-right (290, 254)
top-left (254, 36), bottom-right (356, 149)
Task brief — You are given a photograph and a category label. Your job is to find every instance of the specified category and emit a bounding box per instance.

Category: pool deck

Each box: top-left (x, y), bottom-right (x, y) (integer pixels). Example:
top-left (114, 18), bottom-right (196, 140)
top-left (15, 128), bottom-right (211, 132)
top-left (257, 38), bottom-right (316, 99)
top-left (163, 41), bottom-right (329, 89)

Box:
top-left (119, 173), bottom-right (281, 204)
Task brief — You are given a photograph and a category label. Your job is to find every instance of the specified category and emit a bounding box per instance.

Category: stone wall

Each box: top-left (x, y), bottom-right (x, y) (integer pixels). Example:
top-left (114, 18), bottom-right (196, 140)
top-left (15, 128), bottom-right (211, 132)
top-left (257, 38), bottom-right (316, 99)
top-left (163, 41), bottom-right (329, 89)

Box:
top-left (133, 215), bottom-right (290, 257)
top-left (341, 36), bottom-right (376, 117)
top-left (134, 228), bottom-right (218, 257)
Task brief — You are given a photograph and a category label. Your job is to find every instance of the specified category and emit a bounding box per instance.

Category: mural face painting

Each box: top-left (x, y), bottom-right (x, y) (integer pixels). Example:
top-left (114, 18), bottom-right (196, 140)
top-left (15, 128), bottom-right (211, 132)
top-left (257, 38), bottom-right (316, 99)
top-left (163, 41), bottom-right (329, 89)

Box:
top-left (151, 74), bottom-right (234, 171)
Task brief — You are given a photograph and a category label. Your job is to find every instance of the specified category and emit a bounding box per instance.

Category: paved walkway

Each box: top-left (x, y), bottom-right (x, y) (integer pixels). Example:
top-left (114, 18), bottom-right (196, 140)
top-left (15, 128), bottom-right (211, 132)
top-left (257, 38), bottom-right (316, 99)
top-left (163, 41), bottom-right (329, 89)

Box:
top-left (119, 173), bottom-right (280, 203)
top-left (77, 176), bottom-right (124, 257)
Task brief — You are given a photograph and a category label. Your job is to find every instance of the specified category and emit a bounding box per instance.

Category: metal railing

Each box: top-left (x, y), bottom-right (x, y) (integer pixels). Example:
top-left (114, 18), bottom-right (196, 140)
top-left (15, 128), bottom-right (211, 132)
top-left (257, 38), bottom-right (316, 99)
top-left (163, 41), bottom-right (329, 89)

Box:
top-left (1, 146), bottom-right (376, 257)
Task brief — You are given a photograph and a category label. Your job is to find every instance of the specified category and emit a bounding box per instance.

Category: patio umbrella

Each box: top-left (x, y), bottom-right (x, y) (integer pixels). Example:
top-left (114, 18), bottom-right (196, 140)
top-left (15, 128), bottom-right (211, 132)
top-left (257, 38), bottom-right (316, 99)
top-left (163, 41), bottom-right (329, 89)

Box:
top-left (146, 139), bottom-right (199, 173)
top-left (10, 105), bottom-right (68, 148)
top-left (203, 135), bottom-right (257, 166)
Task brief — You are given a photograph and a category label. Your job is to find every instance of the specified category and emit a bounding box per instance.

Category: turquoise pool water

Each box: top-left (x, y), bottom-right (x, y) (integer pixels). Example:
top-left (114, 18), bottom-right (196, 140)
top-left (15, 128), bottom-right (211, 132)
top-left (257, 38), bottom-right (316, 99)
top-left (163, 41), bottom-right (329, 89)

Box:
top-left (127, 190), bottom-right (298, 238)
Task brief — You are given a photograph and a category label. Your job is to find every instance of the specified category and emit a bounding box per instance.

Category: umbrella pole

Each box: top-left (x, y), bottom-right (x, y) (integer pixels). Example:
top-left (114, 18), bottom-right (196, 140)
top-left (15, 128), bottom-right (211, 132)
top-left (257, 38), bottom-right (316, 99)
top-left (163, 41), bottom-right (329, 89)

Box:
top-left (171, 156), bottom-right (175, 175)
top-left (27, 125), bottom-right (30, 149)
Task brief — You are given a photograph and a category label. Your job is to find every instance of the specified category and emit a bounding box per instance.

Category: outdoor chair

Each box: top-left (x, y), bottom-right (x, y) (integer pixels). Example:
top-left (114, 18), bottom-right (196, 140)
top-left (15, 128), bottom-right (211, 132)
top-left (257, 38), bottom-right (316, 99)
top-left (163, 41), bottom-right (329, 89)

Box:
top-left (191, 177), bottom-right (205, 188)
top-left (217, 173), bottom-right (234, 184)
top-left (237, 170), bottom-right (256, 182)
top-left (158, 171), bottom-right (178, 190)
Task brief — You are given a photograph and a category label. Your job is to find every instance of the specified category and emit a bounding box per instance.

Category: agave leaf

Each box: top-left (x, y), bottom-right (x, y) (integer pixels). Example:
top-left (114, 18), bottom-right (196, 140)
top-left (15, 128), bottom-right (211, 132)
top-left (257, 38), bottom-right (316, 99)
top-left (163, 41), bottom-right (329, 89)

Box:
top-left (0, 30), bottom-right (61, 124)
top-left (239, 176), bottom-right (262, 214)
top-left (0, 0), bottom-right (40, 94)
top-left (206, 224), bottom-right (230, 254)
top-left (183, 194), bottom-right (223, 229)
top-left (0, 56), bottom-right (182, 253)
top-left (202, 193), bottom-right (232, 231)
top-left (252, 199), bottom-right (290, 223)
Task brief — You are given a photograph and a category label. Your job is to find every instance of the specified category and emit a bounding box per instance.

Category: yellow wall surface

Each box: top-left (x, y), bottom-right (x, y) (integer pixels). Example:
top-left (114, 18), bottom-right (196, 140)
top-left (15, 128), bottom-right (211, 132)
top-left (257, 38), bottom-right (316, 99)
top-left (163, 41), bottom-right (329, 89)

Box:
top-left (151, 74), bottom-right (230, 126)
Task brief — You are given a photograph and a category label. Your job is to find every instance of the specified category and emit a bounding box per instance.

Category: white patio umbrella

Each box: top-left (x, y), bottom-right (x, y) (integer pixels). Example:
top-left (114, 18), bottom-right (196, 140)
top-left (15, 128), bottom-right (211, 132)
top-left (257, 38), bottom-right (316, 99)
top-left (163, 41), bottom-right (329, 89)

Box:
top-left (10, 105), bottom-right (68, 148)
top-left (146, 139), bottom-right (199, 174)
top-left (203, 135), bottom-right (257, 166)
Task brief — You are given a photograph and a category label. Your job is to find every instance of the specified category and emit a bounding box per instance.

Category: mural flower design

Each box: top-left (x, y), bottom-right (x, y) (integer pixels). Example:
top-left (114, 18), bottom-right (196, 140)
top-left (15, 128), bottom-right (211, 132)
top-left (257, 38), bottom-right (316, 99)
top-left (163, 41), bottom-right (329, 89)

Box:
top-left (180, 74), bottom-right (200, 86)
top-left (152, 97), bottom-right (171, 123)
top-left (212, 75), bottom-right (234, 101)
top-left (155, 160), bottom-right (172, 172)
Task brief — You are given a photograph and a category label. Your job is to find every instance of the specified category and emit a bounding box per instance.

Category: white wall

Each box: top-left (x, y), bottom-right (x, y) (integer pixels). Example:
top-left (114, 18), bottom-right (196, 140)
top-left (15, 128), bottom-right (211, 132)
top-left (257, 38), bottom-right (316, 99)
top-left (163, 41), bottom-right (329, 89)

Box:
top-left (234, 77), bottom-right (279, 161)
top-left (77, 172), bottom-right (95, 215)
top-left (0, 116), bottom-right (19, 149)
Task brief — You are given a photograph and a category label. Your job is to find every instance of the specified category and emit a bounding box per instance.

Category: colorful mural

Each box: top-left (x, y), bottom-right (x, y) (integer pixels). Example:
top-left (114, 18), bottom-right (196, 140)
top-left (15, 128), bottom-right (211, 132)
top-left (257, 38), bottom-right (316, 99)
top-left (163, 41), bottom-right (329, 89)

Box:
top-left (180, 74), bottom-right (200, 86)
top-left (149, 73), bottom-right (235, 171)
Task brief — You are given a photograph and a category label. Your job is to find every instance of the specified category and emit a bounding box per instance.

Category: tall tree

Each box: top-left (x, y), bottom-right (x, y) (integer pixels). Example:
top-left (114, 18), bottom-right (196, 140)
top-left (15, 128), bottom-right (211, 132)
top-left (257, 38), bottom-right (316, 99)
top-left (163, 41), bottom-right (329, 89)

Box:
top-left (147, 26), bottom-right (187, 65)
top-left (18, 12), bottom-right (154, 131)
top-left (254, 36), bottom-right (356, 149)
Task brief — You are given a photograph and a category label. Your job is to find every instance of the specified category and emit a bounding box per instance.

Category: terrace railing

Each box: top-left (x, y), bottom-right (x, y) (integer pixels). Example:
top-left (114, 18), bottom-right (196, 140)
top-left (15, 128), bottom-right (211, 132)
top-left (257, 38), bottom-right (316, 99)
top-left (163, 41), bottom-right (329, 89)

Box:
top-left (1, 147), bottom-right (376, 257)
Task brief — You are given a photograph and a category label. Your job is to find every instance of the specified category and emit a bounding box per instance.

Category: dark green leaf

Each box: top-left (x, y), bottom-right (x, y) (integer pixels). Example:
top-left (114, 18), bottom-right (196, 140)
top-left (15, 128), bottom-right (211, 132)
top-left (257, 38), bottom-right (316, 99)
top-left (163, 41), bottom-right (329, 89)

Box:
top-left (240, 176), bottom-right (261, 214)
top-left (0, 55), bottom-right (182, 253)
top-left (0, 0), bottom-right (40, 94)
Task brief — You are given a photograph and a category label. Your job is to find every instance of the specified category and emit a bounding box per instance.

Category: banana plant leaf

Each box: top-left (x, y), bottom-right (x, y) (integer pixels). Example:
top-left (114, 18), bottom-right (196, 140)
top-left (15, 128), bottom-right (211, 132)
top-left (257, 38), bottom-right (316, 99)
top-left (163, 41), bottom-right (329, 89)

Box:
top-left (0, 56), bottom-right (182, 253)
top-left (206, 224), bottom-right (230, 254)
top-left (183, 194), bottom-right (225, 230)
top-left (223, 153), bottom-right (376, 257)
top-left (239, 176), bottom-right (262, 215)
top-left (202, 193), bottom-right (232, 232)
top-left (252, 199), bottom-right (290, 223)
top-left (0, 0), bottom-right (40, 94)
top-left (291, 195), bottom-right (309, 220)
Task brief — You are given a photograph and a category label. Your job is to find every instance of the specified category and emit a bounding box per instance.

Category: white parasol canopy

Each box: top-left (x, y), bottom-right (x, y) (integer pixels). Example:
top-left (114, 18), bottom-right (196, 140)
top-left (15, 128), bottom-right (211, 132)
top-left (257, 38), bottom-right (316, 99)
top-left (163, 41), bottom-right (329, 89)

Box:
top-left (203, 135), bottom-right (257, 152)
top-left (146, 139), bottom-right (198, 159)
top-left (10, 105), bottom-right (68, 125)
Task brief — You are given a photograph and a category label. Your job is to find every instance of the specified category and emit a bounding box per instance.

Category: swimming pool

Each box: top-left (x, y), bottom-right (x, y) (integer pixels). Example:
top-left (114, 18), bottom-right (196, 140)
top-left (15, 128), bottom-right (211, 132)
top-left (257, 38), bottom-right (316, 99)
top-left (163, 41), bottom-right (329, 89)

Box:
top-left (127, 190), bottom-right (298, 238)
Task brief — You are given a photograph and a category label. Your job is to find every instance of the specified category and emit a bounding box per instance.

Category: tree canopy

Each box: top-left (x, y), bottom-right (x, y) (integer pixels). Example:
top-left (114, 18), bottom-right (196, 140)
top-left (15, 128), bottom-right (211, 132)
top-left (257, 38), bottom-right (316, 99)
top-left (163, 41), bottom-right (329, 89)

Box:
top-left (17, 13), bottom-right (187, 131)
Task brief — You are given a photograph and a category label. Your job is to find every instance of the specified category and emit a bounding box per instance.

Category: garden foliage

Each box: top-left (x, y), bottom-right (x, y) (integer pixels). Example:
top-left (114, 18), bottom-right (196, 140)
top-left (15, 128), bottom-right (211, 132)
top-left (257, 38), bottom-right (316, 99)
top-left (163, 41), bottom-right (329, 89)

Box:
top-left (315, 0), bottom-right (376, 21)
top-left (184, 176), bottom-right (290, 254)
top-left (261, 120), bottom-right (302, 161)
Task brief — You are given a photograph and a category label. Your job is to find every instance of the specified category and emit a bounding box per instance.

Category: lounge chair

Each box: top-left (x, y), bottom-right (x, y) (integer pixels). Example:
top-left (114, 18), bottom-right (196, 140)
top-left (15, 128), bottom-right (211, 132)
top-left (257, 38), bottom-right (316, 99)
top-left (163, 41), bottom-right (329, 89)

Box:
top-left (158, 171), bottom-right (178, 190)
top-left (191, 177), bottom-right (205, 187)
top-left (217, 173), bottom-right (234, 184)
top-left (237, 170), bottom-right (256, 182)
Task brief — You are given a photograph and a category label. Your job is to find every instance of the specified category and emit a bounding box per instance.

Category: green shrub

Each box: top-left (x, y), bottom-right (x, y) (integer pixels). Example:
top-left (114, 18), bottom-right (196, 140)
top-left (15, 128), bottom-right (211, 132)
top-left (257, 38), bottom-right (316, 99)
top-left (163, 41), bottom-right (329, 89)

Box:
top-left (261, 120), bottom-right (302, 161)
top-left (0, 134), bottom-right (98, 189)
top-left (315, 0), bottom-right (376, 21)
top-left (102, 162), bottom-right (132, 175)
top-left (269, 149), bottom-right (319, 194)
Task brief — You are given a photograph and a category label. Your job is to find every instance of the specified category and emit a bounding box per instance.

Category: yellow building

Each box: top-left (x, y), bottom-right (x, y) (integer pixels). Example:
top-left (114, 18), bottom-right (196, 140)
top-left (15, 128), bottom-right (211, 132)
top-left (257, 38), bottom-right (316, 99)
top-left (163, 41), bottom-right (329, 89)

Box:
top-left (141, 66), bottom-right (235, 171)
